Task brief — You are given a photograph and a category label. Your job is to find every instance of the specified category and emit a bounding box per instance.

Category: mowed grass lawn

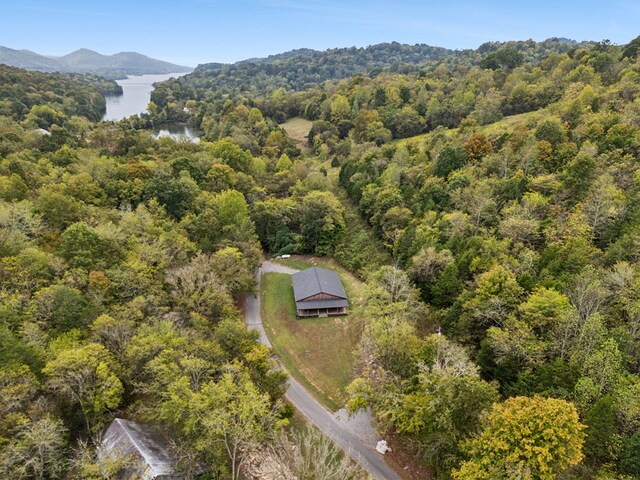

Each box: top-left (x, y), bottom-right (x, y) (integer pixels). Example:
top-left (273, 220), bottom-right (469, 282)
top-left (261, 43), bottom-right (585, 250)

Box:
top-left (261, 257), bottom-right (367, 411)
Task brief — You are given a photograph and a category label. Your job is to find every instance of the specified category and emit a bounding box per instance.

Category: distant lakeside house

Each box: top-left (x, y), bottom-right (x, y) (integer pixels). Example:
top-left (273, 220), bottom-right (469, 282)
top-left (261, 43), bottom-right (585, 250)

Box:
top-left (101, 418), bottom-right (206, 480)
top-left (291, 267), bottom-right (348, 318)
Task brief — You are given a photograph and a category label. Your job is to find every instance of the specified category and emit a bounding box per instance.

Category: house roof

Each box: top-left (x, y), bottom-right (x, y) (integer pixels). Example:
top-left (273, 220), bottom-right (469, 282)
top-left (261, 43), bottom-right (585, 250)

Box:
top-left (292, 267), bottom-right (347, 302)
top-left (101, 418), bottom-right (178, 478)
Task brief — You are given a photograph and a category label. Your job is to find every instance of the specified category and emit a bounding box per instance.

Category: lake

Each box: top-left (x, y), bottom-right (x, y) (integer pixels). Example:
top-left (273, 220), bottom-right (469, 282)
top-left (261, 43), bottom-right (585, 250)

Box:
top-left (103, 72), bottom-right (199, 141)
top-left (155, 123), bottom-right (201, 143)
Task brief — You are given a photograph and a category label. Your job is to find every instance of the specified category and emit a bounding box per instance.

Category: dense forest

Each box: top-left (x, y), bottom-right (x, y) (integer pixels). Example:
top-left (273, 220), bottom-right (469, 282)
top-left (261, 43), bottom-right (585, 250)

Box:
top-left (0, 65), bottom-right (122, 122)
top-left (2, 34), bottom-right (640, 479)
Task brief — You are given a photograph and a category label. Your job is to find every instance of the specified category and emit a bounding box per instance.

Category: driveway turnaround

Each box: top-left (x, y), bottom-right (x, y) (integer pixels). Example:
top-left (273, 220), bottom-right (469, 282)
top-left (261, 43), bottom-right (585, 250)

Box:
top-left (244, 261), bottom-right (402, 480)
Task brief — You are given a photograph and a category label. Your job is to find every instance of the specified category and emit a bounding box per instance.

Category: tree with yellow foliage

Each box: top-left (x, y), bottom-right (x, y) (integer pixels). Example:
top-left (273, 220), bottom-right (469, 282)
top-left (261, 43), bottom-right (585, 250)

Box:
top-left (454, 396), bottom-right (585, 480)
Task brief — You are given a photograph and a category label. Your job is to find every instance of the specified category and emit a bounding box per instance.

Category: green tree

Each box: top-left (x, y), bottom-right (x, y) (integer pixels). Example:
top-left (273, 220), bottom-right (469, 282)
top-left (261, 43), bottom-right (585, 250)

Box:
top-left (330, 94), bottom-right (351, 122)
top-left (144, 170), bottom-right (200, 219)
top-left (187, 189), bottom-right (257, 253)
top-left (156, 365), bottom-right (285, 480)
top-left (275, 153), bottom-right (293, 172)
top-left (30, 285), bottom-right (91, 332)
top-left (298, 191), bottom-right (345, 255)
top-left (480, 48), bottom-right (524, 71)
top-left (251, 197), bottom-right (296, 253)
top-left (519, 287), bottom-right (572, 331)
top-left (206, 163), bottom-right (237, 192)
top-left (211, 247), bottom-right (255, 297)
top-left (574, 338), bottom-right (624, 409)
top-left (353, 108), bottom-right (392, 145)
top-left (209, 139), bottom-right (254, 174)
top-left (35, 188), bottom-right (83, 231)
top-left (433, 145), bottom-right (468, 178)
top-left (0, 416), bottom-right (68, 480)
top-left (582, 396), bottom-right (618, 466)
top-left (393, 106), bottom-right (425, 138)
top-left (561, 151), bottom-right (597, 199)
top-left (383, 335), bottom-right (498, 474)
top-left (464, 264), bottom-right (524, 328)
top-left (620, 431), bottom-right (640, 477)
top-left (43, 343), bottom-right (123, 434)
top-left (535, 118), bottom-right (566, 147)
top-left (58, 222), bottom-right (123, 270)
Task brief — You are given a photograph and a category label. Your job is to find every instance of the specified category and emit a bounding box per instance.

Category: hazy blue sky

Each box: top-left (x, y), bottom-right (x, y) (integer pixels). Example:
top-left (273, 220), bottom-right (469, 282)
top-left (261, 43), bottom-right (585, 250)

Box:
top-left (2, 0), bottom-right (639, 67)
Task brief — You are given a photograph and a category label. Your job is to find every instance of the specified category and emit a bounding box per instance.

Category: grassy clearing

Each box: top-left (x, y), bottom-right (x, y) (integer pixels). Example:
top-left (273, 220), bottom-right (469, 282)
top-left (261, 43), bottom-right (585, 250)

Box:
top-left (280, 117), bottom-right (313, 152)
top-left (273, 257), bottom-right (313, 271)
top-left (262, 256), bottom-right (368, 411)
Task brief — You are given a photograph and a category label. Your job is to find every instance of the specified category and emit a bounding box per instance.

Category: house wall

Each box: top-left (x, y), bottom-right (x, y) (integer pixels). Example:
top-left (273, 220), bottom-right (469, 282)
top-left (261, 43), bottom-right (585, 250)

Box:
top-left (297, 307), bottom-right (348, 318)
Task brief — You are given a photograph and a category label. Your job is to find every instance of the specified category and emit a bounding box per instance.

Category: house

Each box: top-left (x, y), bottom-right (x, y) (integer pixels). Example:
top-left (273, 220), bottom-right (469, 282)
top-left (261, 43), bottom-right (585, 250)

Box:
top-left (291, 267), bottom-right (348, 318)
top-left (101, 418), bottom-right (202, 480)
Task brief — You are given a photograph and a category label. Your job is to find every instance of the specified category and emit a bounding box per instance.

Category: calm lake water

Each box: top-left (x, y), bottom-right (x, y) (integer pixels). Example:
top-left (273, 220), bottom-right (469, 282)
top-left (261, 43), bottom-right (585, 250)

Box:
top-left (103, 72), bottom-right (199, 141)
top-left (155, 123), bottom-right (201, 143)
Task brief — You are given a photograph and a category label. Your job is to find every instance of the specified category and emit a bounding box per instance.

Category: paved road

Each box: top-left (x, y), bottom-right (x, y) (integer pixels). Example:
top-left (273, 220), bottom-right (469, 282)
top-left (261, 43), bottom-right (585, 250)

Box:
top-left (245, 262), bottom-right (402, 480)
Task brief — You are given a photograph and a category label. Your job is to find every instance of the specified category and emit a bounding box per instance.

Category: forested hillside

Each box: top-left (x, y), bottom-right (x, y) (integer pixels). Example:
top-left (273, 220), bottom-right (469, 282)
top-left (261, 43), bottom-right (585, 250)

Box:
top-left (0, 62), bottom-right (372, 479)
top-left (151, 38), bottom-right (583, 125)
top-left (0, 65), bottom-right (121, 123)
top-left (150, 36), bottom-right (640, 479)
top-left (2, 34), bottom-right (640, 480)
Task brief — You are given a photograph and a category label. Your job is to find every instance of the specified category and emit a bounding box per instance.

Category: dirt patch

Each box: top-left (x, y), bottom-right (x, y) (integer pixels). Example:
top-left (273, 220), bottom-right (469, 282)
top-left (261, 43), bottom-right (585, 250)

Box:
top-left (243, 446), bottom-right (294, 480)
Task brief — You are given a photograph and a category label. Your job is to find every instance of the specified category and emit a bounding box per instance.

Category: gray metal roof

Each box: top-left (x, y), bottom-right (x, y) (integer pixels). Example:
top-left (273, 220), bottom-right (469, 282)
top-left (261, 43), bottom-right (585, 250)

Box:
top-left (292, 267), bottom-right (347, 302)
top-left (296, 299), bottom-right (348, 310)
top-left (102, 418), bottom-right (179, 479)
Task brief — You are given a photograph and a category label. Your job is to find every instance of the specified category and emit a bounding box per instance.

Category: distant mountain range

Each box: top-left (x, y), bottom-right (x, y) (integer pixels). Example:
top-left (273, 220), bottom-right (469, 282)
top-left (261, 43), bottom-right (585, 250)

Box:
top-left (0, 46), bottom-right (192, 78)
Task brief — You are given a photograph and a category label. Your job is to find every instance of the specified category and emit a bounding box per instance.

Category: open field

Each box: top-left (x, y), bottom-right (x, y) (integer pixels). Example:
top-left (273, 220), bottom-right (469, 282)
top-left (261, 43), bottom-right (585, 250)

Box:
top-left (261, 256), bottom-right (368, 411)
top-left (279, 117), bottom-right (313, 152)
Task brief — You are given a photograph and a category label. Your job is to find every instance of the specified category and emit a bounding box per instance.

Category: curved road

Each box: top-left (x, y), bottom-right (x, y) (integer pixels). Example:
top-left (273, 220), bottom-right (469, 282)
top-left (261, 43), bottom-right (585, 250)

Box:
top-left (245, 261), bottom-right (402, 480)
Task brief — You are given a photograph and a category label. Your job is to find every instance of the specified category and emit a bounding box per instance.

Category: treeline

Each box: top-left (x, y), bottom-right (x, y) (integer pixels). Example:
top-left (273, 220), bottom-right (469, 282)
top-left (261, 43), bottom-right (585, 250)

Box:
top-left (150, 37), bottom-right (585, 126)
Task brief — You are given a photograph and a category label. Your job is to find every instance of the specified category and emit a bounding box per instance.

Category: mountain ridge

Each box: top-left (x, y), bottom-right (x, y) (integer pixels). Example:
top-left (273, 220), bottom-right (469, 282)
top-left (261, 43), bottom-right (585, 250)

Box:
top-left (0, 46), bottom-right (192, 79)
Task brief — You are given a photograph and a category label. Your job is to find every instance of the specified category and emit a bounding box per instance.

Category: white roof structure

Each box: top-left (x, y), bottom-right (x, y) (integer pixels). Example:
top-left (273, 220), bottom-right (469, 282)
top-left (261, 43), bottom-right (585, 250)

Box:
top-left (101, 418), bottom-right (184, 480)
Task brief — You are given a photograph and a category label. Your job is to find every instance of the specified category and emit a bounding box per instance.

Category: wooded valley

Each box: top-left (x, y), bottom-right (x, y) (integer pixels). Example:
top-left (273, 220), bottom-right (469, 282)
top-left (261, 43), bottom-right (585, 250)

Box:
top-left (2, 35), bottom-right (640, 479)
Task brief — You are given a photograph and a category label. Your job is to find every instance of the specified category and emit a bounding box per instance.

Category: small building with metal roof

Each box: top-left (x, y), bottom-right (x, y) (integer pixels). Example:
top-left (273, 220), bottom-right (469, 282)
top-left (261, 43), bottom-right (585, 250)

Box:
top-left (291, 267), bottom-right (348, 318)
top-left (101, 418), bottom-right (203, 480)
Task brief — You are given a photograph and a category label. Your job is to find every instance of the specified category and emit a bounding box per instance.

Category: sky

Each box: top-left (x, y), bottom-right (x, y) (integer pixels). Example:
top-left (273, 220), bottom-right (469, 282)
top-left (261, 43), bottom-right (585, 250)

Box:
top-left (2, 0), bottom-right (639, 67)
